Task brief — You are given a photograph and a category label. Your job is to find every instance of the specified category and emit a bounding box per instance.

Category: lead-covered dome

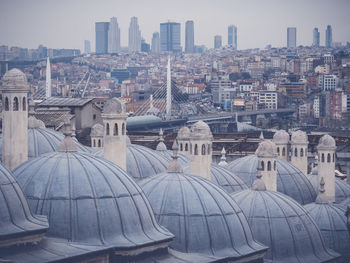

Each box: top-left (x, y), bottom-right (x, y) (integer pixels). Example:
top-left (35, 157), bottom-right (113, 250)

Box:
top-left (291, 130), bottom-right (308, 144)
top-left (90, 123), bottom-right (104, 137)
top-left (232, 186), bottom-right (340, 262)
top-left (190, 121), bottom-right (212, 138)
top-left (102, 97), bottom-right (125, 114)
top-left (177, 126), bottom-right (191, 139)
top-left (0, 68), bottom-right (29, 91)
top-left (273, 130), bottom-right (290, 144)
top-left (13, 150), bottom-right (173, 250)
top-left (255, 139), bottom-right (277, 157)
top-left (317, 134), bottom-right (336, 149)
top-left (140, 171), bottom-right (267, 261)
top-left (0, 163), bottom-right (48, 247)
top-left (304, 202), bottom-right (350, 262)
top-left (227, 155), bottom-right (316, 204)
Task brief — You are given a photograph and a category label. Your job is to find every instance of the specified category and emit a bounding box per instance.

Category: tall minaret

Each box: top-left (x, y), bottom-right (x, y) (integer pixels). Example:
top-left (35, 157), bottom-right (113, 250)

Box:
top-left (102, 98), bottom-right (127, 170)
top-left (317, 134), bottom-right (336, 202)
top-left (1, 68), bottom-right (29, 170)
top-left (189, 121), bottom-right (213, 179)
top-left (273, 130), bottom-right (290, 161)
top-left (46, 57), bottom-right (51, 98)
top-left (166, 56), bottom-right (171, 119)
top-left (256, 140), bottom-right (278, 191)
top-left (290, 130), bottom-right (308, 176)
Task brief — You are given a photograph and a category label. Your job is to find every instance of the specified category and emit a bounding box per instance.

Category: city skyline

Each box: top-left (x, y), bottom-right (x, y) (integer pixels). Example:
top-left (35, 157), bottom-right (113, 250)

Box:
top-left (0, 0), bottom-right (349, 51)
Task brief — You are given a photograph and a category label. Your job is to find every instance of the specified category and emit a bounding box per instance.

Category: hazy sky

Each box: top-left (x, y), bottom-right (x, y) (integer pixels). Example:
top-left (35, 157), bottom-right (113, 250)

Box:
top-left (0, 0), bottom-right (349, 51)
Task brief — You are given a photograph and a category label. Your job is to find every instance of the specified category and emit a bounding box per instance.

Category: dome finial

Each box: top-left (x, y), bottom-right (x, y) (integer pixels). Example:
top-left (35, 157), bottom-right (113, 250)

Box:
top-left (156, 128), bottom-right (167, 151)
top-left (259, 131), bottom-right (264, 141)
top-left (252, 169), bottom-right (266, 191)
top-left (218, 147), bottom-right (228, 166)
top-left (58, 120), bottom-right (77, 152)
top-left (167, 140), bottom-right (183, 173)
top-left (315, 177), bottom-right (330, 204)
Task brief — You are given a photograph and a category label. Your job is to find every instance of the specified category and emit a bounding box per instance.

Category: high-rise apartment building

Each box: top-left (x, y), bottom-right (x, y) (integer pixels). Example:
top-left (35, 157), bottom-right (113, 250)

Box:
top-left (108, 17), bottom-right (120, 53)
top-left (84, 40), bottom-right (91, 54)
top-left (160, 22), bottom-right (181, 52)
top-left (128, 17), bottom-right (141, 52)
top-left (95, 22), bottom-right (109, 54)
top-left (228, 25), bottom-right (237, 49)
top-left (287, 27), bottom-right (297, 48)
top-left (214, 35), bottom-right (222, 49)
top-left (151, 32), bottom-right (160, 53)
top-left (185, 20), bottom-right (194, 53)
top-left (313, 28), bottom-right (320, 47)
top-left (325, 25), bottom-right (332, 48)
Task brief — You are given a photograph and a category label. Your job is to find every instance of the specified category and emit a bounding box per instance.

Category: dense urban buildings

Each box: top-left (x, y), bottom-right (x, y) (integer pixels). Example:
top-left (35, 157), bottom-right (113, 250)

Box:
top-left (287, 27), bottom-right (297, 48)
top-left (160, 22), bottom-right (181, 52)
top-left (108, 17), bottom-right (121, 53)
top-left (326, 25), bottom-right (333, 48)
top-left (185, 20), bottom-right (194, 53)
top-left (95, 22), bottom-right (109, 53)
top-left (151, 32), bottom-right (160, 53)
top-left (214, 35), bottom-right (222, 49)
top-left (228, 25), bottom-right (237, 49)
top-left (128, 16), bottom-right (141, 52)
top-left (313, 28), bottom-right (320, 47)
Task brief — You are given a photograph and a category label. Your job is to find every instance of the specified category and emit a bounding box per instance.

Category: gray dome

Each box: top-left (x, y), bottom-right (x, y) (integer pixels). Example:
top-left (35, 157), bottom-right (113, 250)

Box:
top-left (304, 203), bottom-right (350, 261)
top-left (28, 116), bottom-right (45, 129)
top-left (90, 123), bottom-right (104, 137)
top-left (157, 150), bottom-right (189, 166)
top-left (255, 140), bottom-right (277, 157)
top-left (0, 163), bottom-right (48, 246)
top-left (227, 155), bottom-right (316, 204)
top-left (291, 130), bottom-right (308, 144)
top-left (0, 128), bottom-right (91, 160)
top-left (140, 172), bottom-right (267, 260)
top-left (232, 189), bottom-right (340, 262)
top-left (317, 134), bottom-right (336, 149)
top-left (177, 126), bottom-right (191, 139)
top-left (307, 174), bottom-right (350, 203)
top-left (95, 144), bottom-right (170, 180)
top-left (103, 97), bottom-right (125, 114)
top-left (273, 130), bottom-right (290, 144)
top-left (339, 197), bottom-right (350, 210)
top-left (190, 121), bottom-right (212, 138)
top-left (0, 68), bottom-right (29, 91)
top-left (184, 163), bottom-right (248, 194)
top-left (13, 151), bottom-right (173, 249)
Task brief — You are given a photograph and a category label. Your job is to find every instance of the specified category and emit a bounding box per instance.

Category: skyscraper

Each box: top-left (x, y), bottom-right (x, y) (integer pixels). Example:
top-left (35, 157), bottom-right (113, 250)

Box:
top-left (325, 25), bottom-right (332, 48)
top-left (95, 22), bottom-right (109, 54)
top-left (228, 25), bottom-right (237, 49)
top-left (185, 20), bottom-right (194, 53)
top-left (84, 40), bottom-right (91, 54)
top-left (108, 17), bottom-right (120, 53)
top-left (214, 35), bottom-right (222, 49)
top-left (160, 22), bottom-right (181, 52)
top-left (287, 27), bottom-right (297, 48)
top-left (128, 17), bottom-right (141, 52)
top-left (151, 32), bottom-right (160, 53)
top-left (312, 28), bottom-right (320, 47)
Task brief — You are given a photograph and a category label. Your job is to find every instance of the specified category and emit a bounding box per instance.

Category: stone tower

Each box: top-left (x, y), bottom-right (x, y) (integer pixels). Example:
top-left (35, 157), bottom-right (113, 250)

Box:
top-left (290, 130), bottom-right (308, 176)
top-left (317, 134), bottom-right (336, 202)
top-left (90, 123), bottom-right (104, 149)
top-left (177, 126), bottom-right (191, 156)
top-left (1, 69), bottom-right (29, 170)
top-left (255, 140), bottom-right (278, 191)
top-left (102, 98), bottom-right (127, 170)
top-left (189, 121), bottom-right (213, 179)
top-left (273, 130), bottom-right (290, 161)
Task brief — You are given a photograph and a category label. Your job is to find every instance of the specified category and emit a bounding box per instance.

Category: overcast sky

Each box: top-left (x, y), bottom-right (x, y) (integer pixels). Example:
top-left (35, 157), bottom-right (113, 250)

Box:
top-left (0, 0), bottom-right (349, 51)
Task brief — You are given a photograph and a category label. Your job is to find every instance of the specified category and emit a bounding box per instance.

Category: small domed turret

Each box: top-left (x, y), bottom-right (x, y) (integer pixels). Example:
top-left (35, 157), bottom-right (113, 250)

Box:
top-left (1, 68), bottom-right (29, 91)
top-left (102, 97), bottom-right (125, 114)
top-left (255, 140), bottom-right (277, 157)
top-left (291, 130), bottom-right (308, 144)
top-left (273, 130), bottom-right (290, 144)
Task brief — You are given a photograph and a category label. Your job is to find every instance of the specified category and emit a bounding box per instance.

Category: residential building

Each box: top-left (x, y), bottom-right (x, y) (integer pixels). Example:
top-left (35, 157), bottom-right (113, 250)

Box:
top-left (185, 21), bottom-right (194, 53)
top-left (325, 25), bottom-right (332, 48)
top-left (108, 17), bottom-right (121, 53)
top-left (323, 75), bottom-right (338, 91)
top-left (259, 90), bottom-right (278, 109)
top-left (160, 22), bottom-right (181, 52)
top-left (95, 22), bottom-right (109, 54)
top-left (287, 27), bottom-right (297, 48)
top-left (228, 25), bottom-right (237, 49)
top-left (313, 28), bottom-right (320, 47)
top-left (151, 32), bottom-right (160, 53)
top-left (128, 17), bottom-right (141, 52)
top-left (214, 35), bottom-right (222, 49)
top-left (280, 80), bottom-right (306, 98)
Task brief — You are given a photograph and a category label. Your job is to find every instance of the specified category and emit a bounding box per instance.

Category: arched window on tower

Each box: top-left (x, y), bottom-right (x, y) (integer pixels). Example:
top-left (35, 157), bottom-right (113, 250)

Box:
top-left (267, 161), bottom-right (271, 171)
top-left (180, 143), bottom-right (183, 151)
top-left (321, 153), bottom-right (325, 163)
top-left (98, 139), bottom-right (101, 147)
top-left (22, 97), bottom-right (26, 111)
top-left (294, 148), bottom-right (298, 157)
top-left (113, 123), bottom-right (118, 135)
top-left (208, 144), bottom-right (211, 155)
top-left (4, 97), bottom-right (9, 111)
top-left (13, 97), bottom-right (19, 111)
top-left (201, 144), bottom-right (206, 155)
top-left (194, 144), bottom-right (198, 155)
top-left (190, 143), bottom-right (192, 154)
top-left (333, 153), bottom-right (335, 162)
top-left (327, 153), bottom-right (331, 163)
top-left (274, 161), bottom-right (276, 171)
top-left (122, 123), bottom-right (125, 135)
top-left (277, 147), bottom-right (280, 156)
top-left (93, 139), bottom-right (96, 147)
top-left (282, 147), bottom-right (286, 156)
top-left (261, 161), bottom-right (265, 171)
top-left (106, 123), bottom-right (110, 135)
top-left (300, 148), bottom-right (304, 157)
top-left (185, 143), bottom-right (188, 151)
